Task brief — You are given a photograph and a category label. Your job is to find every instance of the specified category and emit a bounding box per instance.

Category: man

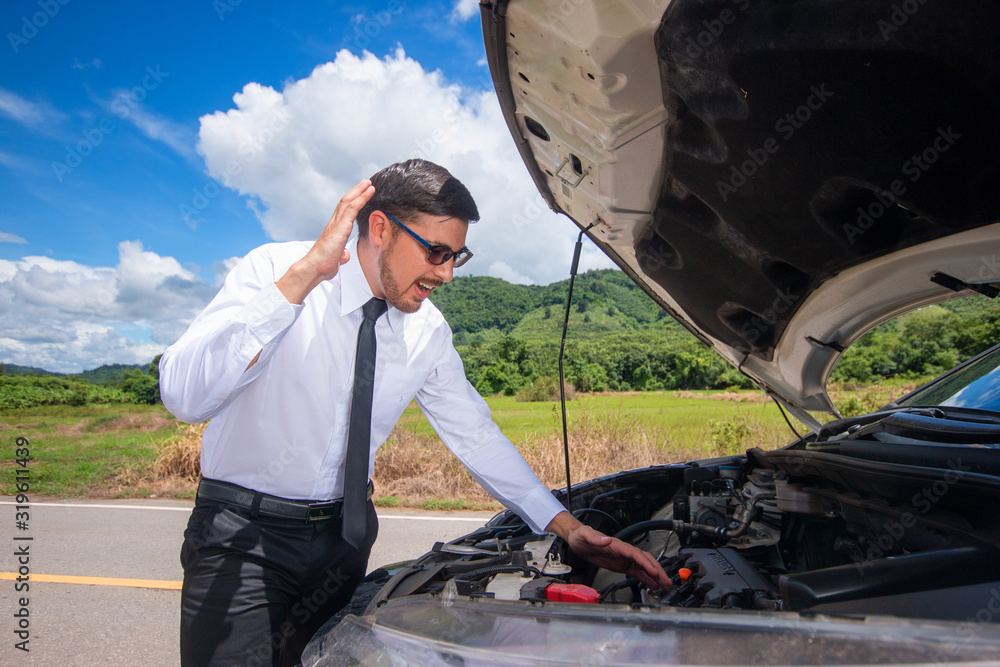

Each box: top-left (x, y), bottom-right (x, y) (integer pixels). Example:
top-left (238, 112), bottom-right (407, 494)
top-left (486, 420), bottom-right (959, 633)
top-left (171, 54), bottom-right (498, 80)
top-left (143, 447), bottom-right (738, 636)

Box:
top-left (160, 160), bottom-right (669, 666)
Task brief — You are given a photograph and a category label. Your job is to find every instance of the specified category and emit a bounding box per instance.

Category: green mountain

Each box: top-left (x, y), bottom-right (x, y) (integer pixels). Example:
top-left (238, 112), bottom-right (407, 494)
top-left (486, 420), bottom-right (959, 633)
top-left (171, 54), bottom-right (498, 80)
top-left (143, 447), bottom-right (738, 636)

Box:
top-left (429, 268), bottom-right (680, 339)
top-left (75, 363), bottom-right (145, 385)
top-left (0, 363), bottom-right (144, 384)
top-left (1, 364), bottom-right (63, 376)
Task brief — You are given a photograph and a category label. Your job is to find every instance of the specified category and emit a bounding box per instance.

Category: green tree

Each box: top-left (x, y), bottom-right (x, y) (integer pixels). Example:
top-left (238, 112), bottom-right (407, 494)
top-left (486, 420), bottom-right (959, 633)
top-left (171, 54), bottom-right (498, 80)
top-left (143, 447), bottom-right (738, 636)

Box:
top-left (476, 363), bottom-right (519, 396)
top-left (148, 354), bottom-right (162, 379)
top-left (119, 369), bottom-right (160, 405)
top-left (570, 363), bottom-right (609, 392)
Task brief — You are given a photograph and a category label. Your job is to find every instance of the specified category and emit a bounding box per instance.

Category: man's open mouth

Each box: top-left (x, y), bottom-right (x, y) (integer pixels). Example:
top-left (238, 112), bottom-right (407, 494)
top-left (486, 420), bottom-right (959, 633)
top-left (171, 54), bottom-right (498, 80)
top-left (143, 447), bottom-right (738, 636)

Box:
top-left (414, 281), bottom-right (437, 297)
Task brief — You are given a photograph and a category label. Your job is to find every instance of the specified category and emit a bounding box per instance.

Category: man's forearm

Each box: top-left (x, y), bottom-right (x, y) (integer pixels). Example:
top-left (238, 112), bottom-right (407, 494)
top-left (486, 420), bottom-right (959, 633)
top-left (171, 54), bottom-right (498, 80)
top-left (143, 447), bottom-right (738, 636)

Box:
top-left (545, 511), bottom-right (583, 540)
top-left (276, 261), bottom-right (326, 305)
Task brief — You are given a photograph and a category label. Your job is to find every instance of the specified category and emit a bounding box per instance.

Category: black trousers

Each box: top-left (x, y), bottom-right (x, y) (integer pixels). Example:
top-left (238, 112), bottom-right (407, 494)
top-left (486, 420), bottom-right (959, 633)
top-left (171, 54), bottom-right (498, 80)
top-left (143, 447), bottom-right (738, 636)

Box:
top-left (179, 494), bottom-right (378, 667)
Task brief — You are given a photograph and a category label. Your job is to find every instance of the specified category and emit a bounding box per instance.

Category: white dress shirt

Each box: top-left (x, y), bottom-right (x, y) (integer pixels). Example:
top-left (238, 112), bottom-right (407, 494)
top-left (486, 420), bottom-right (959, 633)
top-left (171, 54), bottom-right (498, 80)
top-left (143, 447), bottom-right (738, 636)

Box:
top-left (159, 239), bottom-right (566, 534)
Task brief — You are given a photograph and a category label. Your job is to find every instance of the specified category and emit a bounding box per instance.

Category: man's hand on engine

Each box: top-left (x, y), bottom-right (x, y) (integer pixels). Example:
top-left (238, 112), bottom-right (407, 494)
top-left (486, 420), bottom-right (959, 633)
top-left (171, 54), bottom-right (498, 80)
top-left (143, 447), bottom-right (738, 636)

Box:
top-left (545, 511), bottom-right (672, 590)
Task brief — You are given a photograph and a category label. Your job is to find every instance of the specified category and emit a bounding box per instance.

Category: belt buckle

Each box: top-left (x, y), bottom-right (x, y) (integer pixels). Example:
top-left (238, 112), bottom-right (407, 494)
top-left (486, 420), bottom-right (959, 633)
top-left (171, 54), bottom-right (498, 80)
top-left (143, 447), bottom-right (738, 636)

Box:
top-left (306, 501), bottom-right (339, 522)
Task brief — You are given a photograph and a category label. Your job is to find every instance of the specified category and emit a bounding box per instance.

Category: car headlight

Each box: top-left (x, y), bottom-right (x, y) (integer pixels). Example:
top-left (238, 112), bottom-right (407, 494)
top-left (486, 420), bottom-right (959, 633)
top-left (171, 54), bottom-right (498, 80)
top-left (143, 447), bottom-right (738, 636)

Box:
top-left (304, 595), bottom-right (1000, 666)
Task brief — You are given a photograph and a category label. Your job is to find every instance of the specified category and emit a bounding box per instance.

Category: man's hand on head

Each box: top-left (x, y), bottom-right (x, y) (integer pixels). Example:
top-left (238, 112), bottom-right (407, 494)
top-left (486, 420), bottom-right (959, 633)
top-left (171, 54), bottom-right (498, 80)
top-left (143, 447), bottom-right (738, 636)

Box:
top-left (545, 511), bottom-right (672, 590)
top-left (276, 179), bottom-right (375, 305)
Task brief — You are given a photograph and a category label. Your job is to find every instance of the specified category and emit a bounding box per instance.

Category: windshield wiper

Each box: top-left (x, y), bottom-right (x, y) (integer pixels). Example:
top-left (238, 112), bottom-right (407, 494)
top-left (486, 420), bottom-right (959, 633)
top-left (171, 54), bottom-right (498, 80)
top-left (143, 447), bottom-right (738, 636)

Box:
top-left (815, 406), bottom-right (1000, 444)
top-left (876, 411), bottom-right (1000, 444)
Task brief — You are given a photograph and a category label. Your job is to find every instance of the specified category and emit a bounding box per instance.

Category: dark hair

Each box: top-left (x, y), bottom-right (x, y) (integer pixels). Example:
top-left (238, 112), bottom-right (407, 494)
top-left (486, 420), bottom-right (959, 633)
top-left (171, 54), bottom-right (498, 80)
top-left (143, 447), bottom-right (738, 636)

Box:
top-left (356, 159), bottom-right (480, 238)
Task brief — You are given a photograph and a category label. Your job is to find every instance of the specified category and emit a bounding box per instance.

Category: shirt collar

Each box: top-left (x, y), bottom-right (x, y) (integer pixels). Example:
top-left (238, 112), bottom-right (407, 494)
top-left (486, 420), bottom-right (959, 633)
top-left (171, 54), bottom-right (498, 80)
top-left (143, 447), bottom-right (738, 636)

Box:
top-left (338, 237), bottom-right (402, 332)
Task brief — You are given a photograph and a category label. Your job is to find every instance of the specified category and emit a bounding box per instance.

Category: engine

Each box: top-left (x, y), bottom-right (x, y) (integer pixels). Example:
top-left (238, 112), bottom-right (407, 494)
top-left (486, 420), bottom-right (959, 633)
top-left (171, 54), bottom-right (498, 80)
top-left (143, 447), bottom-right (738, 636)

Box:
top-left (361, 448), bottom-right (1000, 625)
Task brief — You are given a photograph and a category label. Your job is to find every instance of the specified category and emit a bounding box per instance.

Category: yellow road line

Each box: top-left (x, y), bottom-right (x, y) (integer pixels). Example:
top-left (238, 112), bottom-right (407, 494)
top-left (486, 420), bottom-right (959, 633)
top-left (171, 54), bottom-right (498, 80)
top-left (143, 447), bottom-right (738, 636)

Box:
top-left (0, 572), bottom-right (181, 590)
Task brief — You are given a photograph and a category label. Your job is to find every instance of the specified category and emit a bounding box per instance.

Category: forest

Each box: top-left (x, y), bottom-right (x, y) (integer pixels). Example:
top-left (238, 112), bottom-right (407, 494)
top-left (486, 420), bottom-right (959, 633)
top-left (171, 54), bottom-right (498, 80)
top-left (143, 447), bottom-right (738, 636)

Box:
top-left (433, 269), bottom-right (1000, 397)
top-left (3, 269), bottom-right (999, 408)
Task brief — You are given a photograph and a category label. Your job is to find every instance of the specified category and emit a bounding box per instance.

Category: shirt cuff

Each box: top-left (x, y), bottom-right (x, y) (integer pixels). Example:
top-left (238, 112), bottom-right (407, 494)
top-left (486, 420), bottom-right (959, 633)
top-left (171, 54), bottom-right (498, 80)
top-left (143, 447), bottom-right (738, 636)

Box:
top-left (237, 281), bottom-right (303, 343)
top-left (521, 485), bottom-right (570, 535)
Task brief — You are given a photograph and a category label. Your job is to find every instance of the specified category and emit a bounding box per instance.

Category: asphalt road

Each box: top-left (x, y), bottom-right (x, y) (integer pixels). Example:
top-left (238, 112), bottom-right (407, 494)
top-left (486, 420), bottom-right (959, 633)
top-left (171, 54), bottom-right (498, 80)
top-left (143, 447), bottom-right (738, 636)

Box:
top-left (0, 497), bottom-right (497, 666)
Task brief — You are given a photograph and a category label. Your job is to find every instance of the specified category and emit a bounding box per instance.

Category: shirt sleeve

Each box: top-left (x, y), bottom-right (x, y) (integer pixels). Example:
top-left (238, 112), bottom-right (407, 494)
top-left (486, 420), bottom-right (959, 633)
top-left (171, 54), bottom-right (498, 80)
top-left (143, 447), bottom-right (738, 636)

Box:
top-left (158, 246), bottom-right (304, 424)
top-left (415, 341), bottom-right (568, 534)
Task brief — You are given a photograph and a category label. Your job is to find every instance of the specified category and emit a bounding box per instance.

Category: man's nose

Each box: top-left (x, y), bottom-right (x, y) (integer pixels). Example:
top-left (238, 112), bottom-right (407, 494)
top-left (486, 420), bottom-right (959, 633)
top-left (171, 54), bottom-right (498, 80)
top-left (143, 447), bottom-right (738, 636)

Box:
top-left (433, 259), bottom-right (454, 283)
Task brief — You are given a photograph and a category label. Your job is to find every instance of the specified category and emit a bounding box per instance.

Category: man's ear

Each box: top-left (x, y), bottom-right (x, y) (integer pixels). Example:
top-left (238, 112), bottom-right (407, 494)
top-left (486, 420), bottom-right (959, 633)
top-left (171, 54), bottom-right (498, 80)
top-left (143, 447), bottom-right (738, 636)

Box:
top-left (367, 211), bottom-right (392, 249)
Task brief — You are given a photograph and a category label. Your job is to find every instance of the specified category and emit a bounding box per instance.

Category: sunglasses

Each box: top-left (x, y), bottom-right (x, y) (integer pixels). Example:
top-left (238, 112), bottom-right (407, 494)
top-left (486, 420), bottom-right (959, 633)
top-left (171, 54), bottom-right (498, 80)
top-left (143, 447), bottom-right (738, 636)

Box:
top-left (383, 212), bottom-right (473, 268)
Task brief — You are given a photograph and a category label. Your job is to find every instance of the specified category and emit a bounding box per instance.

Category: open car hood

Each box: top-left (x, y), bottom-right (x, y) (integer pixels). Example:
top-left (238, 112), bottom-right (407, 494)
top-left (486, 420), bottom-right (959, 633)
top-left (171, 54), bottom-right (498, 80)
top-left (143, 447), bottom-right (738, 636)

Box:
top-left (481, 0), bottom-right (1000, 425)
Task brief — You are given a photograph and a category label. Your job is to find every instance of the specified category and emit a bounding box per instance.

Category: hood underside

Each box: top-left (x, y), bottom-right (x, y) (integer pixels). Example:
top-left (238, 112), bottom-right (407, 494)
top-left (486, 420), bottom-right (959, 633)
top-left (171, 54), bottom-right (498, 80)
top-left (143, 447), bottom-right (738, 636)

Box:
top-left (482, 0), bottom-right (1000, 421)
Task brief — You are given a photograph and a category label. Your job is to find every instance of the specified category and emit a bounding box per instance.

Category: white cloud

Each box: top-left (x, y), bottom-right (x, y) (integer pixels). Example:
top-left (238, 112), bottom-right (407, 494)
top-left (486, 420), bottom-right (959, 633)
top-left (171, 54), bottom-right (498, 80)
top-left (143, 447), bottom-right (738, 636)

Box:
top-left (197, 48), bottom-right (614, 287)
top-left (0, 232), bottom-right (26, 244)
top-left (0, 88), bottom-right (67, 129)
top-left (72, 57), bottom-right (104, 70)
top-left (0, 242), bottom-right (218, 373)
top-left (450, 0), bottom-right (479, 22)
top-left (488, 261), bottom-right (534, 286)
top-left (212, 256), bottom-right (243, 285)
top-left (107, 90), bottom-right (196, 158)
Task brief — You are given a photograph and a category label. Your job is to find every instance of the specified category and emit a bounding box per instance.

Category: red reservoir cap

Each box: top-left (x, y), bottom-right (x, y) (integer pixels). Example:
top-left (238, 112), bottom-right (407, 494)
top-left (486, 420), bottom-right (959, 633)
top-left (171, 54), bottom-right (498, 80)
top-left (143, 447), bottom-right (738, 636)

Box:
top-left (544, 583), bottom-right (600, 603)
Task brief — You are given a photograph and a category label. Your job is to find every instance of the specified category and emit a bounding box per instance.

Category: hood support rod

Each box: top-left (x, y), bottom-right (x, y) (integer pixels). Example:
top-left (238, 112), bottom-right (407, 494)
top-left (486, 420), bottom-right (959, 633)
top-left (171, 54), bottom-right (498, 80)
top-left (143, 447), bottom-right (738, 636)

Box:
top-left (558, 222), bottom-right (596, 512)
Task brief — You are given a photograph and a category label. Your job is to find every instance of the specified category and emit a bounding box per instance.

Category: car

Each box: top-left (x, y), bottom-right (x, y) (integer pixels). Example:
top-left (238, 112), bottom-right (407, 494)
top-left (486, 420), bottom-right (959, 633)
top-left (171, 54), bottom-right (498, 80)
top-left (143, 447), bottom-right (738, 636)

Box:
top-left (303, 1), bottom-right (1000, 664)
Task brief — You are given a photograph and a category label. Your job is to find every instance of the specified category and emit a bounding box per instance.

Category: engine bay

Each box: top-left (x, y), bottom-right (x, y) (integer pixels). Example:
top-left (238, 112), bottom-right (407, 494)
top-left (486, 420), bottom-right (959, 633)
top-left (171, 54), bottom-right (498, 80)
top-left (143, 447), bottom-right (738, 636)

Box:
top-left (362, 421), bottom-right (1000, 625)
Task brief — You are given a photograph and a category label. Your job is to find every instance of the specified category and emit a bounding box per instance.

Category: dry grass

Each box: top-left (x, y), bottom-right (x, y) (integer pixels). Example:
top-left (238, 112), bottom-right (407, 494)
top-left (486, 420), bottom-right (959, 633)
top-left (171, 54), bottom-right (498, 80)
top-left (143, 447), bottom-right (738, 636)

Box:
top-left (143, 391), bottom-right (799, 508)
top-left (153, 422), bottom-right (205, 482)
top-left (89, 413), bottom-right (177, 433)
top-left (146, 412), bottom-right (680, 509)
top-left (373, 428), bottom-right (498, 508)
top-left (672, 390), bottom-right (768, 403)
top-left (373, 412), bottom-right (677, 510)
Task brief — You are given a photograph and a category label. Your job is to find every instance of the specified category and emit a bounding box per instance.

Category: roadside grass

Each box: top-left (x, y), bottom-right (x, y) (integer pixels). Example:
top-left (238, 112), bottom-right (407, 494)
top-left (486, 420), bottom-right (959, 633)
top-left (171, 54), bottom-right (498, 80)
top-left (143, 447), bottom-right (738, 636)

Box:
top-left (0, 403), bottom-right (180, 498)
top-left (0, 383), bottom-right (921, 505)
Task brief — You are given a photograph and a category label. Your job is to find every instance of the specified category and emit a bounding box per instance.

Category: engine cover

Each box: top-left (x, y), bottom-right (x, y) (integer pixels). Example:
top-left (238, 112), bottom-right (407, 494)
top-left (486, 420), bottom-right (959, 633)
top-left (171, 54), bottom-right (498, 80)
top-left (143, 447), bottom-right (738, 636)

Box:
top-left (681, 547), bottom-right (777, 609)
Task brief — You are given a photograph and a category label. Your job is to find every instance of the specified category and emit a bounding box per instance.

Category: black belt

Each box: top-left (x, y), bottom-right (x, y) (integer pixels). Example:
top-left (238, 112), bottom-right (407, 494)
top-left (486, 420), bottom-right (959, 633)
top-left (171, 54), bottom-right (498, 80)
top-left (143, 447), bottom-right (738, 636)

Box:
top-left (197, 478), bottom-right (373, 522)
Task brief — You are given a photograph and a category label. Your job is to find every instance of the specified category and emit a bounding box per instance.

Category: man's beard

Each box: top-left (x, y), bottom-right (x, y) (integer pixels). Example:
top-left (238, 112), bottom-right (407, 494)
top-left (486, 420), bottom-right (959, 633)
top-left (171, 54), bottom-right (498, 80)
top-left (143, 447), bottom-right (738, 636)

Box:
top-left (378, 236), bottom-right (421, 314)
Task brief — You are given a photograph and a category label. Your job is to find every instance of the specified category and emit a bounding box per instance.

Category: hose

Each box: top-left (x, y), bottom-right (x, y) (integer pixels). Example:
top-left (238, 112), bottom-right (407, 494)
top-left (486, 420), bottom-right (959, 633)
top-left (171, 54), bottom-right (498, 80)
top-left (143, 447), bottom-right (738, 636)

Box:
top-left (454, 564), bottom-right (544, 583)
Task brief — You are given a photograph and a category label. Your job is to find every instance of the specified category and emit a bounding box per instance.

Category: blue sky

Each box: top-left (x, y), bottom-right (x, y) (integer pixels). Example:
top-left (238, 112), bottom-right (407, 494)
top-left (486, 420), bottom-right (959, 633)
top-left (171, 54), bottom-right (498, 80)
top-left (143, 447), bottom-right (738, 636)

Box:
top-left (0, 0), bottom-right (613, 372)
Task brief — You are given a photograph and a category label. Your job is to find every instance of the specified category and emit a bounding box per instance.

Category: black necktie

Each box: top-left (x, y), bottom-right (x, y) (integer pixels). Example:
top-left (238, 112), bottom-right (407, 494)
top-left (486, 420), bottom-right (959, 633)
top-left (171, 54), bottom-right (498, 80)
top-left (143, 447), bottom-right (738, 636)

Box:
top-left (342, 297), bottom-right (388, 548)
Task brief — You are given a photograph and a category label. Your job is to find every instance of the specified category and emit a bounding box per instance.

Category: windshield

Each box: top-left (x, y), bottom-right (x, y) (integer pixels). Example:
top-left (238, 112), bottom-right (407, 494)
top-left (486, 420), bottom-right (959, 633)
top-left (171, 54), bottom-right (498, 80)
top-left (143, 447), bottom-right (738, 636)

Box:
top-left (899, 344), bottom-right (1000, 412)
